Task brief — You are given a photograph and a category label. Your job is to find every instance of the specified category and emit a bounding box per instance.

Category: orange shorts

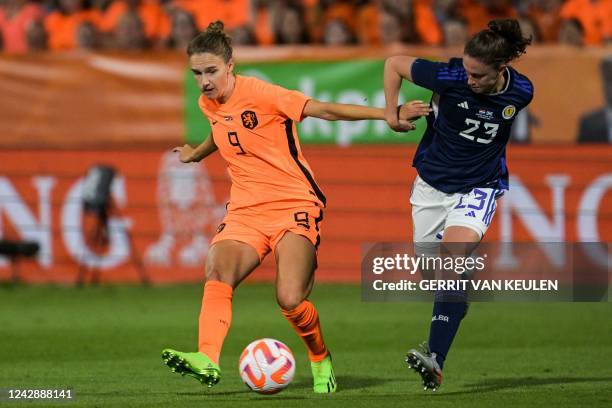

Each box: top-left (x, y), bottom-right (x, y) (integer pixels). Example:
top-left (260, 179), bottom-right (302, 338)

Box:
top-left (210, 203), bottom-right (324, 261)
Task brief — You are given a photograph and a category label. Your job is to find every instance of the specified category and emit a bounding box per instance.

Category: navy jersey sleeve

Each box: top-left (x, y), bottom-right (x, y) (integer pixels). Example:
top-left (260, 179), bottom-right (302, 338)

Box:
top-left (411, 58), bottom-right (466, 94)
top-left (513, 73), bottom-right (534, 109)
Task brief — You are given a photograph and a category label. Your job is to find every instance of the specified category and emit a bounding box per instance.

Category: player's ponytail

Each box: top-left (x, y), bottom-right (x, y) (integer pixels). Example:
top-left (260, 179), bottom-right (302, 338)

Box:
top-left (187, 20), bottom-right (233, 62)
top-left (464, 19), bottom-right (532, 68)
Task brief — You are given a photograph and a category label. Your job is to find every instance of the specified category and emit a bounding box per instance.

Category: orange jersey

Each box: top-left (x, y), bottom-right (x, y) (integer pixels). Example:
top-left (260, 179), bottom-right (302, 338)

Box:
top-left (173, 0), bottom-right (249, 31)
top-left (0, 4), bottom-right (44, 54)
top-left (198, 75), bottom-right (326, 211)
top-left (44, 10), bottom-right (102, 50)
top-left (560, 0), bottom-right (612, 45)
top-left (99, 0), bottom-right (170, 40)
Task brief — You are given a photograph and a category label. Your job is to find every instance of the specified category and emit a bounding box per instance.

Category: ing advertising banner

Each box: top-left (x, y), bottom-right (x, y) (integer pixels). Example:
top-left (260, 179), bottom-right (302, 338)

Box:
top-left (0, 146), bottom-right (609, 284)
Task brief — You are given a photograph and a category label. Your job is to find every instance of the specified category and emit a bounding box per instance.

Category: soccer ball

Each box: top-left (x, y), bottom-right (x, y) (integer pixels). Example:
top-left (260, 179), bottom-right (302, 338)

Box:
top-left (238, 338), bottom-right (296, 394)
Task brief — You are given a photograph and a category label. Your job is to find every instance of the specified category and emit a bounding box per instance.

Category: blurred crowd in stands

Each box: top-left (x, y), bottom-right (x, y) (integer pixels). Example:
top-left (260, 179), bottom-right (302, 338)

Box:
top-left (0, 0), bottom-right (609, 53)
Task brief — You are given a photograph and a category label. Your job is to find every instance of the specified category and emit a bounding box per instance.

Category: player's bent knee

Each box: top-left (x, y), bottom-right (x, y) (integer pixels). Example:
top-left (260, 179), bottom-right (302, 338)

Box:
top-left (205, 266), bottom-right (238, 287)
top-left (276, 290), bottom-right (306, 311)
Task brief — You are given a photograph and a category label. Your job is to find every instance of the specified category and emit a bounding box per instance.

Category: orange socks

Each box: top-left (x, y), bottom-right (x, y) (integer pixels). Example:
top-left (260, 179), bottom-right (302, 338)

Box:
top-left (198, 284), bottom-right (326, 365)
top-left (281, 300), bottom-right (329, 362)
top-left (198, 281), bottom-right (233, 364)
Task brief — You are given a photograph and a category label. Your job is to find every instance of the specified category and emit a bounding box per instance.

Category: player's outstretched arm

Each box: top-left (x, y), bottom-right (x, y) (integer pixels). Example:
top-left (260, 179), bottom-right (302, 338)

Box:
top-left (302, 99), bottom-right (429, 131)
top-left (172, 133), bottom-right (218, 163)
top-left (302, 99), bottom-right (384, 121)
top-left (384, 56), bottom-right (418, 132)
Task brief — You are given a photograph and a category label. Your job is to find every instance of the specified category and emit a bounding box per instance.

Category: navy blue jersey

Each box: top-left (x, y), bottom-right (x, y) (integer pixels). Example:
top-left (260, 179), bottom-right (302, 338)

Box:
top-left (411, 57), bottom-right (534, 194)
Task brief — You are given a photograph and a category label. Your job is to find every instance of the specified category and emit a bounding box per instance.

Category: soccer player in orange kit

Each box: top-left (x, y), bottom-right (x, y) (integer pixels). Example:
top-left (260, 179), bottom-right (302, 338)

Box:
top-left (162, 20), bottom-right (431, 393)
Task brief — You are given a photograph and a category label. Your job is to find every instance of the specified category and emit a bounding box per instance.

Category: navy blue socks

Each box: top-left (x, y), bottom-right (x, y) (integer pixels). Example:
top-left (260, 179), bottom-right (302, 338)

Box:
top-left (427, 290), bottom-right (468, 369)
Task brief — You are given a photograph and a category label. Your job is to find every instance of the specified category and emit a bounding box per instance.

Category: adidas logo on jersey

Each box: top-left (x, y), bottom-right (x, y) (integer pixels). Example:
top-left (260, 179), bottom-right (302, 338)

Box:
top-left (465, 211), bottom-right (476, 217)
top-left (457, 101), bottom-right (469, 109)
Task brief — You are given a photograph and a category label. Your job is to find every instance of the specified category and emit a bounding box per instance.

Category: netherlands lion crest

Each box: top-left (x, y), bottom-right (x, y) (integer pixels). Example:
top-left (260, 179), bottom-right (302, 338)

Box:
top-left (241, 110), bottom-right (258, 129)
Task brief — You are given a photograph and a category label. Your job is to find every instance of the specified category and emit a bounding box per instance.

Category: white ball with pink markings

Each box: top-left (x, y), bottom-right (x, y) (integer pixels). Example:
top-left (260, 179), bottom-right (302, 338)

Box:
top-left (238, 338), bottom-right (296, 394)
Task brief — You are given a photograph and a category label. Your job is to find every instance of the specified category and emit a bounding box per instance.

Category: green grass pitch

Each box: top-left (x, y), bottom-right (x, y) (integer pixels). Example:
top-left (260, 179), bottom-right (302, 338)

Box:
top-left (0, 284), bottom-right (610, 407)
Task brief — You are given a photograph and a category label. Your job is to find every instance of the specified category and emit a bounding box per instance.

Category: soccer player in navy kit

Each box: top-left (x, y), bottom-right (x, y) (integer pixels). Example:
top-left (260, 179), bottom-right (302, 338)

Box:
top-left (383, 19), bottom-right (534, 390)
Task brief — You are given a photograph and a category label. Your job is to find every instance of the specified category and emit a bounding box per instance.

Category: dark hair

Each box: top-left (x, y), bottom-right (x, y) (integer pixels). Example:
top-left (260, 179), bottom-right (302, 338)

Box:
top-left (464, 19), bottom-right (532, 68)
top-left (187, 20), bottom-right (232, 62)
